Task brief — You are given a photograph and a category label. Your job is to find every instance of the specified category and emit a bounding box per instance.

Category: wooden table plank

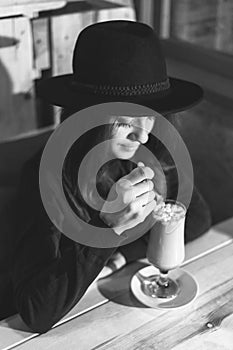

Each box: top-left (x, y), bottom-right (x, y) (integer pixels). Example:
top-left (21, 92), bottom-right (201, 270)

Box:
top-left (0, 276), bottom-right (109, 350)
top-left (0, 216), bottom-right (232, 350)
top-left (13, 242), bottom-right (233, 350)
top-left (98, 243), bottom-right (233, 350)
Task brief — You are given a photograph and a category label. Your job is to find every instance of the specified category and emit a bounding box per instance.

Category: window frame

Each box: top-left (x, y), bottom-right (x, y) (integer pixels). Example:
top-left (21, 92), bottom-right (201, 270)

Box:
top-left (144, 0), bottom-right (233, 105)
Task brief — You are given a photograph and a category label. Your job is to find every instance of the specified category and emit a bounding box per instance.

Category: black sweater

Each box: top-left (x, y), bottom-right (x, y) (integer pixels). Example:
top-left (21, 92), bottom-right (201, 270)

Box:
top-left (0, 151), bottom-right (211, 332)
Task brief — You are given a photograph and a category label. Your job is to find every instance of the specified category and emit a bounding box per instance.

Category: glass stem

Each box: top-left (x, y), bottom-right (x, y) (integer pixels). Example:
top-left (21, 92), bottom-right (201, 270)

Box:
top-left (157, 270), bottom-right (169, 288)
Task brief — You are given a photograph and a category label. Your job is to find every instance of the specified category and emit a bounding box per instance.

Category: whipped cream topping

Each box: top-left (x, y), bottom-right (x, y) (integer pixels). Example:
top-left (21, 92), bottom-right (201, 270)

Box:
top-left (153, 201), bottom-right (186, 223)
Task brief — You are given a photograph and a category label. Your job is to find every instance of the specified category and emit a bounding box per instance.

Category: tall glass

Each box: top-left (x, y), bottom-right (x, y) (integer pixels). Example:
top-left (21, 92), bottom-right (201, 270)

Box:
top-left (144, 200), bottom-right (186, 299)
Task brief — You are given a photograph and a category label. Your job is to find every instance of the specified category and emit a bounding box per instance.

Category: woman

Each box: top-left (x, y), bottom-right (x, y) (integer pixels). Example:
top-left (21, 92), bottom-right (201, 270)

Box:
top-left (61, 107), bottom-right (209, 254)
top-left (4, 20), bottom-right (211, 332)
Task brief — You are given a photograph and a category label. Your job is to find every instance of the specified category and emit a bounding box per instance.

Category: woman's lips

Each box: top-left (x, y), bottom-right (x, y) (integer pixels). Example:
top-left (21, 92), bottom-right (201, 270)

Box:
top-left (120, 144), bottom-right (139, 151)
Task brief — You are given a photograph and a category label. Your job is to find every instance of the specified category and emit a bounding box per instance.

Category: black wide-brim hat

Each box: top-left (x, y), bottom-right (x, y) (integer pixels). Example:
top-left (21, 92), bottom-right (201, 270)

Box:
top-left (38, 20), bottom-right (203, 114)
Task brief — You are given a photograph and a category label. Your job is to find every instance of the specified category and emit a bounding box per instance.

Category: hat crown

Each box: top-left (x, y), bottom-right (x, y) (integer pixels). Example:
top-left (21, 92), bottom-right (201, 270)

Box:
top-left (38, 20), bottom-right (203, 114)
top-left (72, 21), bottom-right (167, 87)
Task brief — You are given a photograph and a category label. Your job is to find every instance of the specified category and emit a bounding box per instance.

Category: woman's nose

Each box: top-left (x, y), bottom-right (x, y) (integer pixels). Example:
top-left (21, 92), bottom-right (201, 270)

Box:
top-left (128, 126), bottom-right (149, 144)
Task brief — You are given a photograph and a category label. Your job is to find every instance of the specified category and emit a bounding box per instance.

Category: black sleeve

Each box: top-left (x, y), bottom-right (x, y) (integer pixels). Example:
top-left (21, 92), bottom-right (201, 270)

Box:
top-left (117, 232), bottom-right (150, 263)
top-left (184, 185), bottom-right (212, 242)
top-left (11, 223), bottom-right (115, 334)
top-left (11, 153), bottom-right (116, 334)
top-left (164, 165), bottom-right (212, 242)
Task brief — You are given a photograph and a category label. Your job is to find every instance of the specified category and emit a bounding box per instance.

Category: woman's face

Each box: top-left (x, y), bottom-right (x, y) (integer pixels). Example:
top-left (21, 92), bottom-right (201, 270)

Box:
top-left (107, 116), bottom-right (155, 160)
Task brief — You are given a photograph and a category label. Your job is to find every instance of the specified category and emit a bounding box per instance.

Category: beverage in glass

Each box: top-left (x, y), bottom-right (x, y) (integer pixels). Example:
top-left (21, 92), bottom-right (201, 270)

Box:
top-left (144, 200), bottom-right (186, 299)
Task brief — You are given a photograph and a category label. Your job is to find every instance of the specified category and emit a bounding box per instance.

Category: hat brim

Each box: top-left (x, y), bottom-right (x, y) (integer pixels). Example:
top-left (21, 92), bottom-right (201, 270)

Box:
top-left (38, 74), bottom-right (203, 115)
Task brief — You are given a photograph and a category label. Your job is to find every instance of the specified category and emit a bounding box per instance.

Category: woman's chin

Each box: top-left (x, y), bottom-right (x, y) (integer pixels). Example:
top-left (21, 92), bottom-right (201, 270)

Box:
top-left (109, 147), bottom-right (138, 160)
top-left (116, 152), bottom-right (135, 160)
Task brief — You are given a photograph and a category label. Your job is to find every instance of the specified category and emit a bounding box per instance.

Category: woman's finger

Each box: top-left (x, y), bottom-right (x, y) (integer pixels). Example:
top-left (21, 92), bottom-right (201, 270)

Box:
top-left (123, 165), bottom-right (154, 185)
top-left (141, 199), bottom-right (158, 220)
top-left (132, 179), bottom-right (154, 198)
top-left (137, 161), bottom-right (145, 167)
top-left (132, 190), bottom-right (156, 208)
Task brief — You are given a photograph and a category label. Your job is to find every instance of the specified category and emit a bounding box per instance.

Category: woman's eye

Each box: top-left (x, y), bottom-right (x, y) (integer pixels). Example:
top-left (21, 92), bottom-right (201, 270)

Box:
top-left (116, 122), bottom-right (132, 128)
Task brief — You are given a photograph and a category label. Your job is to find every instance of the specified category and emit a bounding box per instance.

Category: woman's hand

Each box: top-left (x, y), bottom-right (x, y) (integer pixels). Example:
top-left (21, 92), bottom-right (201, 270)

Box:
top-left (100, 162), bottom-right (159, 235)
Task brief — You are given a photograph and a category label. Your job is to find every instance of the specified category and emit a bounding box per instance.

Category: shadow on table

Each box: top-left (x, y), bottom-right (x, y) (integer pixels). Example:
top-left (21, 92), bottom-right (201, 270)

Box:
top-left (97, 260), bottom-right (150, 308)
top-left (0, 314), bottom-right (32, 333)
top-left (212, 217), bottom-right (233, 239)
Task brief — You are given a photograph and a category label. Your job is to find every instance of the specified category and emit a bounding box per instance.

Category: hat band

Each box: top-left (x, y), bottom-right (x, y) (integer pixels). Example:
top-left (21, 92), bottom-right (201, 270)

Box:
top-left (71, 78), bottom-right (170, 96)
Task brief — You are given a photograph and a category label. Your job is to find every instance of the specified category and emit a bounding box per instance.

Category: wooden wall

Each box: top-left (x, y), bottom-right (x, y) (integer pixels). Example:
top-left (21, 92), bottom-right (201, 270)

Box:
top-left (0, 17), bottom-right (37, 139)
top-left (0, 0), bottom-right (136, 140)
top-left (170, 0), bottom-right (233, 53)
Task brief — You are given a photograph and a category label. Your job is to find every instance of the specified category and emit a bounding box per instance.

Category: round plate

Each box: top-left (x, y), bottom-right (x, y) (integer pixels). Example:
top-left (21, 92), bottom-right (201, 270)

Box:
top-left (131, 266), bottom-right (198, 309)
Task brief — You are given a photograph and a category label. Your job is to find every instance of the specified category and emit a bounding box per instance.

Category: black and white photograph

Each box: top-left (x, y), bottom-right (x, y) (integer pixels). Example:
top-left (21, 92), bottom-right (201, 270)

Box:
top-left (0, 1), bottom-right (233, 349)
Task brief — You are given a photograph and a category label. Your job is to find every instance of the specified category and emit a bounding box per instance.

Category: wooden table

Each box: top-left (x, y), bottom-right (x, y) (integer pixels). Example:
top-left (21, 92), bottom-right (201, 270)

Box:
top-left (1, 217), bottom-right (233, 350)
